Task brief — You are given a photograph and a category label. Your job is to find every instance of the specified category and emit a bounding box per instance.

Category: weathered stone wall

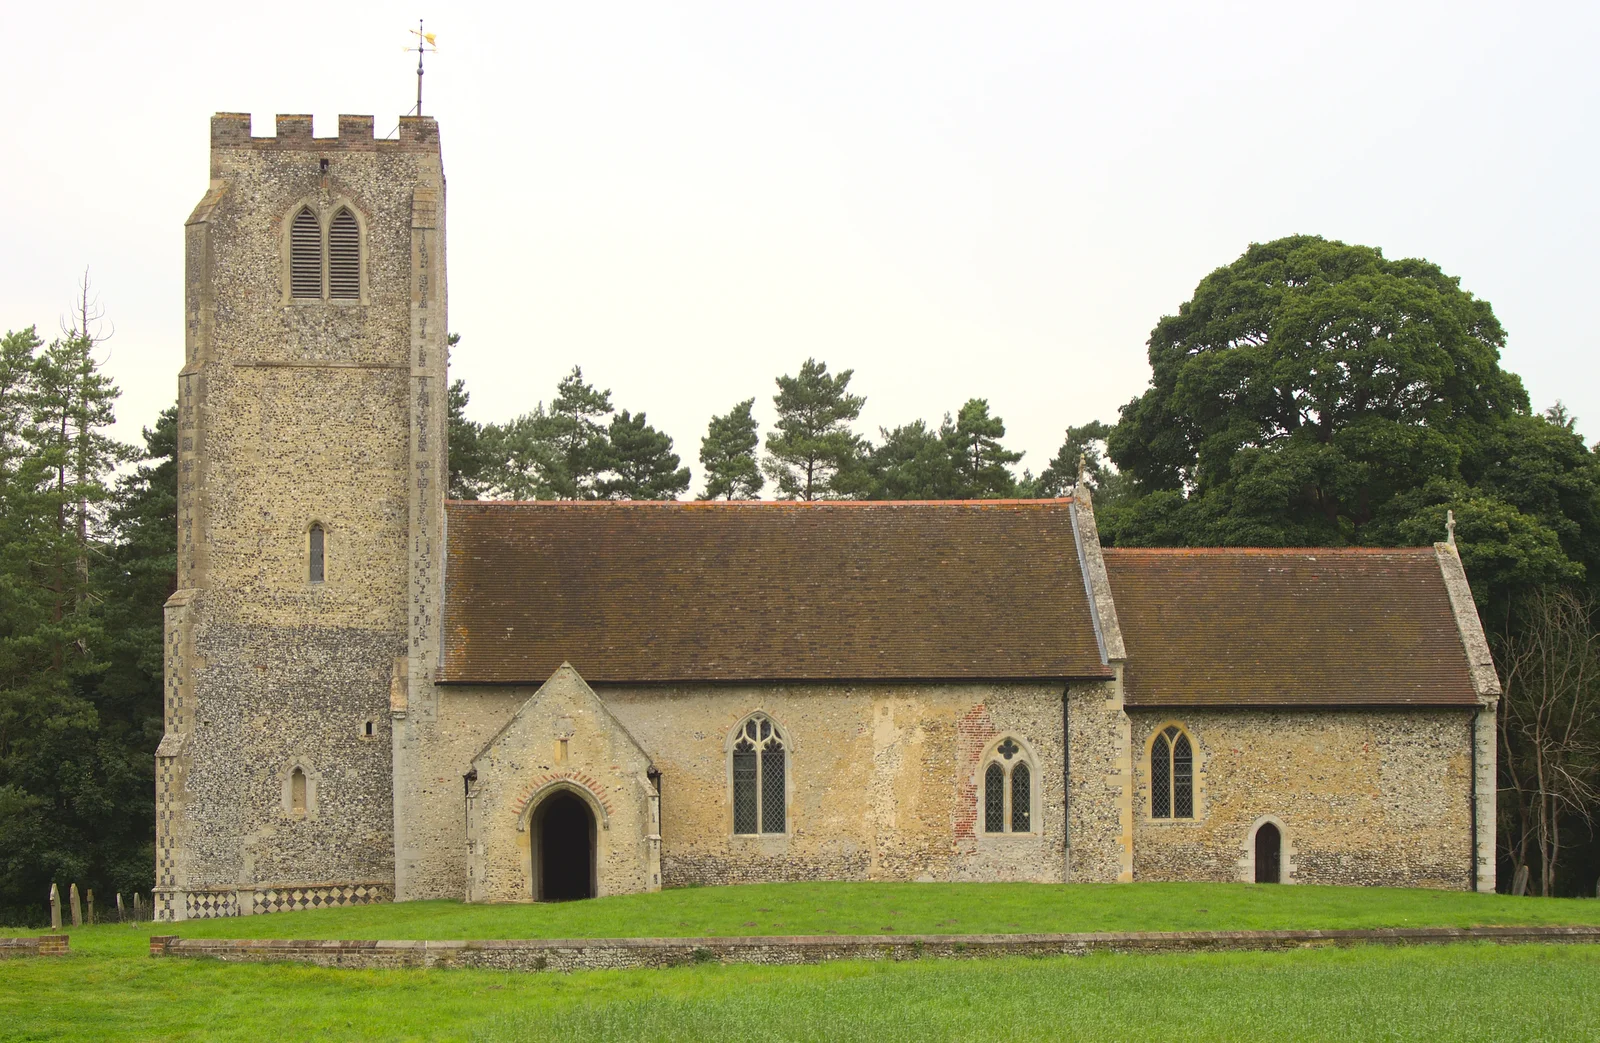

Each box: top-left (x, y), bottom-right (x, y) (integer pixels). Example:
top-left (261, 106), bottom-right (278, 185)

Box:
top-left (1065, 675), bottom-right (1129, 883)
top-left (1128, 709), bottom-right (1475, 889)
top-left (160, 114), bottom-right (447, 918)
top-left (403, 680), bottom-right (1076, 897)
top-left (149, 925), bottom-right (1600, 972)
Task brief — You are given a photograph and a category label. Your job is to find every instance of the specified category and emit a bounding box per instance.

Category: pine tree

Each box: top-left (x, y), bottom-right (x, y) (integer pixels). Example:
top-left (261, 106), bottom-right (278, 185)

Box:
top-left (865, 420), bottom-right (959, 500)
top-left (698, 399), bottom-right (763, 500)
top-left (599, 411), bottom-right (690, 500)
top-left (447, 377), bottom-right (490, 500)
top-left (762, 359), bottom-right (867, 500)
top-left (546, 366), bottom-right (614, 499)
top-left (940, 399), bottom-right (1021, 498)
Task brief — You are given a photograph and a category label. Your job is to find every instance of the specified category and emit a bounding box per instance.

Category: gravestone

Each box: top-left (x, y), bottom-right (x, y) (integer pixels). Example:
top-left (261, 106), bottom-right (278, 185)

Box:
top-left (69, 884), bottom-right (82, 927)
top-left (133, 893), bottom-right (144, 922)
top-left (116, 893), bottom-right (125, 922)
top-left (87, 889), bottom-right (95, 925)
top-left (48, 883), bottom-right (61, 930)
top-left (1511, 864), bottom-right (1530, 896)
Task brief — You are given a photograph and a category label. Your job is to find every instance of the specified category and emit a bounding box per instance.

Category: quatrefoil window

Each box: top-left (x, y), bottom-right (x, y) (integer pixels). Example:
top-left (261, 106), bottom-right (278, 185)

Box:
top-left (997, 738), bottom-right (1019, 760)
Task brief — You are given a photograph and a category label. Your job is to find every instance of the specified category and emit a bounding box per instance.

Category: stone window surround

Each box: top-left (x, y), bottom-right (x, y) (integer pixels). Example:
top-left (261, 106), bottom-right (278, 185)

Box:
top-left (279, 758), bottom-right (322, 820)
top-left (1140, 719), bottom-right (1207, 824)
top-left (304, 520), bottom-right (330, 587)
top-left (975, 734), bottom-right (1041, 837)
top-left (1239, 814), bottom-right (1298, 884)
top-left (278, 195), bottom-right (370, 306)
top-left (724, 711), bottom-right (792, 839)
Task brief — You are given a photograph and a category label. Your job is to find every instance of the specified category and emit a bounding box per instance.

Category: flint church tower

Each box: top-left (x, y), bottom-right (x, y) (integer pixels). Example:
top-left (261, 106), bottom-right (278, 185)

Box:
top-left (155, 114), bottom-right (447, 919)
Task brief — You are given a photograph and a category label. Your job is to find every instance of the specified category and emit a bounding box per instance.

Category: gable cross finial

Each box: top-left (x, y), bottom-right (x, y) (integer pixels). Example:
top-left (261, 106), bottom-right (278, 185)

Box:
top-left (1446, 509), bottom-right (1456, 547)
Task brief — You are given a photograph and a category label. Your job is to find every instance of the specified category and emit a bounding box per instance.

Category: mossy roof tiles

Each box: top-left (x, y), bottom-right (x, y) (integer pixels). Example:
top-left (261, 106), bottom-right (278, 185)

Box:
top-left (1103, 546), bottom-right (1478, 707)
top-left (440, 499), bottom-right (1112, 685)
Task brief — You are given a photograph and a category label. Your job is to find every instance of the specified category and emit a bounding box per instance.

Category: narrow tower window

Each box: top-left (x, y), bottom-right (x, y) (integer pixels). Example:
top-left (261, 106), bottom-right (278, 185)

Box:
top-left (290, 768), bottom-right (307, 814)
top-left (309, 524), bottom-right (325, 583)
top-left (290, 207), bottom-right (322, 299)
top-left (328, 208), bottom-right (360, 299)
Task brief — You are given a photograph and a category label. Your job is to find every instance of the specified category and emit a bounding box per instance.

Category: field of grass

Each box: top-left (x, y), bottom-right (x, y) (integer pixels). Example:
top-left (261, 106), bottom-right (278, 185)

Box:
top-left (6, 880), bottom-right (1597, 942)
top-left (4, 883), bottom-right (1600, 1042)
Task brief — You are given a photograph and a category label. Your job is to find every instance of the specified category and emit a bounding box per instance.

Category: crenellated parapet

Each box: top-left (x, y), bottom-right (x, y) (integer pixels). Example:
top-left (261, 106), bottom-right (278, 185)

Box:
top-left (209, 112), bottom-right (439, 152)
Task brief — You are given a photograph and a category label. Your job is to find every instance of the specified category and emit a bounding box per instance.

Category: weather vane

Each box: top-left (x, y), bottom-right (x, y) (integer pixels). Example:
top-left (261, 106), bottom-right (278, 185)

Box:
top-left (407, 19), bottom-right (439, 115)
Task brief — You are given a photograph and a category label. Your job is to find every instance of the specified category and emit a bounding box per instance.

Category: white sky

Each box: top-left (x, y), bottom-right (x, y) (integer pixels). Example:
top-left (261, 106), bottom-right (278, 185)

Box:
top-left (4, 2), bottom-right (1597, 489)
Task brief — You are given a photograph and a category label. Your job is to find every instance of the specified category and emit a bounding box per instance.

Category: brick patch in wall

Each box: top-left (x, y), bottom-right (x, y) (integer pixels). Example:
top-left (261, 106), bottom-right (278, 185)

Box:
top-left (0, 935), bottom-right (70, 958)
top-left (150, 924), bottom-right (1600, 972)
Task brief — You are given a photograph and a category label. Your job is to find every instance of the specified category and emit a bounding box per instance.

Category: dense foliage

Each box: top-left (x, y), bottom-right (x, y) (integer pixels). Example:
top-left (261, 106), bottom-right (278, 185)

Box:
top-left (1091, 236), bottom-right (1600, 895)
top-left (0, 327), bottom-right (167, 924)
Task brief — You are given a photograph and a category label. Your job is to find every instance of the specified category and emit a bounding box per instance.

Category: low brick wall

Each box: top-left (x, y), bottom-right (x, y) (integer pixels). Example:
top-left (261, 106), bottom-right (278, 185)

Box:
top-left (150, 925), bottom-right (1600, 972)
top-left (0, 935), bottom-right (69, 958)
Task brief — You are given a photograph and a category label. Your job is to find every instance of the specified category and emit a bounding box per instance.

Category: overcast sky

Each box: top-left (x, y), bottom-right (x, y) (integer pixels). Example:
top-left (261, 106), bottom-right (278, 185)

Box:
top-left (4, 1), bottom-right (1597, 490)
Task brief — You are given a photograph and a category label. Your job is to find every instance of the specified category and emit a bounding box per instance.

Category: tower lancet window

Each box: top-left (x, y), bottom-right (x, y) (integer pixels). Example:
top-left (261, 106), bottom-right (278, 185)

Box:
top-left (290, 207), bottom-right (322, 298)
top-left (328, 208), bottom-right (360, 299)
top-left (309, 524), bottom-right (325, 583)
top-left (1151, 724), bottom-right (1195, 820)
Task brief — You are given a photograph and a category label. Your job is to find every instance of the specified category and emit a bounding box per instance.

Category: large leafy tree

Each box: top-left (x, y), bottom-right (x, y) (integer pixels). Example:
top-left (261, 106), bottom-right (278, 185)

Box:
top-left (698, 399), bottom-right (763, 500)
top-left (1104, 235), bottom-right (1600, 616)
top-left (599, 410), bottom-right (690, 500)
top-left (763, 359), bottom-right (868, 500)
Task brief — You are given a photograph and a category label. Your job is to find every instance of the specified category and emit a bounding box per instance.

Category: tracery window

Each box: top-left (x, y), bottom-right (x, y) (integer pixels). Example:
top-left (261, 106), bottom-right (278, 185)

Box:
top-left (981, 736), bottom-right (1035, 834)
top-left (1150, 724), bottom-right (1194, 820)
top-left (732, 714), bottom-right (786, 834)
top-left (290, 207), bottom-right (322, 299)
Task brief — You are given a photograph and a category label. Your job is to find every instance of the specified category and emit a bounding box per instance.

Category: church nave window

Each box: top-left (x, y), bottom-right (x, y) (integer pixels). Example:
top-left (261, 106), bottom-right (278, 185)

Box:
top-left (1150, 724), bottom-right (1195, 820)
top-left (731, 714), bottom-right (786, 834)
top-left (981, 736), bottom-right (1036, 834)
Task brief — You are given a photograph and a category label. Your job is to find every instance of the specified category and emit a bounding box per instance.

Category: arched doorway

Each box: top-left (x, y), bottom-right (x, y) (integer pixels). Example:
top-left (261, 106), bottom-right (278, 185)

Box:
top-left (1254, 822), bottom-right (1281, 884)
top-left (534, 791), bottom-right (595, 901)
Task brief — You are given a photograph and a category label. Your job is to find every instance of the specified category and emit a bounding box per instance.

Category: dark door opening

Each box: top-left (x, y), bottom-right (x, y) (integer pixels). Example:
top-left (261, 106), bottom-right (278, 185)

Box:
top-left (1254, 823), bottom-right (1281, 884)
top-left (538, 791), bottom-right (595, 901)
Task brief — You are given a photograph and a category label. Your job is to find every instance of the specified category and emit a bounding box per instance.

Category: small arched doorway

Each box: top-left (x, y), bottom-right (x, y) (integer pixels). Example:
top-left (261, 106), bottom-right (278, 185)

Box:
top-left (534, 790), bottom-right (595, 901)
top-left (1254, 822), bottom-right (1282, 884)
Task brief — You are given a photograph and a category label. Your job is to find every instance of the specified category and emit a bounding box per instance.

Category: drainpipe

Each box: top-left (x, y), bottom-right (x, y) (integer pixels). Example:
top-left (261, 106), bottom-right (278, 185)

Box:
top-left (1063, 685), bottom-right (1071, 881)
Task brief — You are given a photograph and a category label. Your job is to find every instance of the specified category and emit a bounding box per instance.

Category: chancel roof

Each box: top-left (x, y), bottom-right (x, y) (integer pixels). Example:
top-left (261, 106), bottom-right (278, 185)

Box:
top-left (1103, 546), bottom-right (1480, 707)
top-left (440, 499), bottom-right (1113, 685)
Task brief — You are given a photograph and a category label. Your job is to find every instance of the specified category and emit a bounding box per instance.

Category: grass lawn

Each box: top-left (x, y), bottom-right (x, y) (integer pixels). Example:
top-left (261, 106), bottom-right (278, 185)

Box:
top-left (3, 883), bottom-right (1599, 1042)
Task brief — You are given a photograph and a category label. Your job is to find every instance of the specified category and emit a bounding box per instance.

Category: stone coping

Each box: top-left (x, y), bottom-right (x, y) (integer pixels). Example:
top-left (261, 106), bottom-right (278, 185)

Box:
top-left (150, 925), bottom-right (1600, 972)
top-left (0, 935), bottom-right (69, 958)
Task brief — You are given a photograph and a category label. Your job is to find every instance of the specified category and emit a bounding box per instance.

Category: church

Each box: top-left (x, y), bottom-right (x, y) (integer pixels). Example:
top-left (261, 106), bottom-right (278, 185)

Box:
top-left (153, 113), bottom-right (1499, 921)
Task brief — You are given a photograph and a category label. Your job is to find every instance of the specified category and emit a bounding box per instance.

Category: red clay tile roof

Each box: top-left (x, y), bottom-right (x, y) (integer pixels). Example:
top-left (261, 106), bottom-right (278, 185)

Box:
top-left (440, 499), bottom-right (1111, 684)
top-left (1103, 547), bottom-right (1479, 707)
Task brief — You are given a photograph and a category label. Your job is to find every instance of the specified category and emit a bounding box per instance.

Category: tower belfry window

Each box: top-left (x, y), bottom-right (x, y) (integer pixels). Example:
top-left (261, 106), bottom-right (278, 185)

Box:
top-left (328, 209), bottom-right (360, 299)
top-left (290, 207), bottom-right (322, 298)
